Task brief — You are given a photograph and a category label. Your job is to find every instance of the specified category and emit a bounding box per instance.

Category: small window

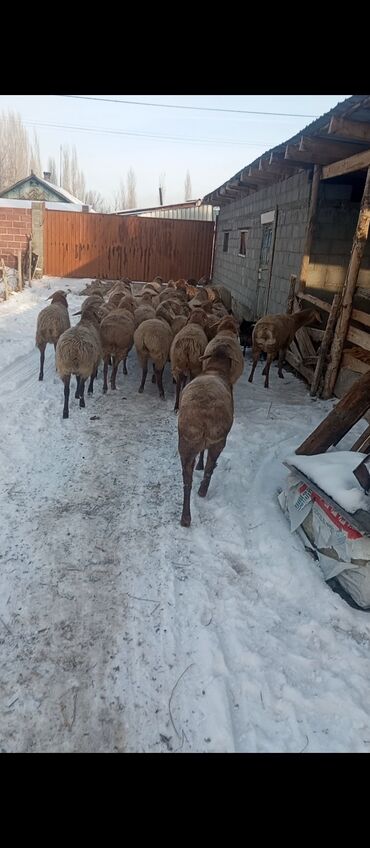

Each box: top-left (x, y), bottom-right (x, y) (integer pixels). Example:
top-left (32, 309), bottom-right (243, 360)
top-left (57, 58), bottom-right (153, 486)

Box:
top-left (239, 230), bottom-right (249, 256)
top-left (223, 232), bottom-right (229, 252)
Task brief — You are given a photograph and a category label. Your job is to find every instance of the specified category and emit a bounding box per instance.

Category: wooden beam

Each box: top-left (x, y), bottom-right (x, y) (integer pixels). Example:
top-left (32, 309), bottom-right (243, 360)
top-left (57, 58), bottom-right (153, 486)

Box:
top-left (342, 352), bottom-right (370, 374)
top-left (307, 327), bottom-right (325, 342)
top-left (285, 144), bottom-right (330, 167)
top-left (310, 292), bottom-right (340, 397)
top-left (346, 324), bottom-right (370, 351)
top-left (296, 291), bottom-right (331, 313)
top-left (264, 206), bottom-right (279, 313)
top-left (351, 424), bottom-right (370, 453)
top-left (296, 369), bottom-right (370, 455)
top-left (328, 115), bottom-right (370, 144)
top-left (247, 167), bottom-right (276, 184)
top-left (286, 274), bottom-right (297, 314)
top-left (285, 350), bottom-right (315, 383)
top-left (259, 157), bottom-right (297, 176)
top-left (322, 148), bottom-right (370, 180)
top-left (299, 135), bottom-right (365, 161)
top-left (299, 165), bottom-right (321, 289)
top-left (323, 166), bottom-right (370, 398)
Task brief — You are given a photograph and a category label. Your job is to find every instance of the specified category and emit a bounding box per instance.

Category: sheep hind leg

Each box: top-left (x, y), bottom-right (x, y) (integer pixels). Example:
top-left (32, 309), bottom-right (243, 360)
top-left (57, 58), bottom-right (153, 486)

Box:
top-left (180, 445), bottom-right (196, 527)
top-left (196, 450), bottom-right (205, 471)
top-left (38, 343), bottom-right (46, 381)
top-left (174, 372), bottom-right (185, 413)
top-left (88, 366), bottom-right (98, 395)
top-left (63, 375), bottom-right (71, 419)
top-left (75, 375), bottom-right (80, 399)
top-left (151, 362), bottom-right (156, 384)
top-left (138, 361), bottom-right (148, 393)
top-left (79, 378), bottom-right (86, 408)
top-left (103, 357), bottom-right (109, 393)
top-left (110, 356), bottom-right (119, 390)
top-left (122, 357), bottom-right (128, 375)
top-left (198, 440), bottom-right (225, 498)
top-left (155, 367), bottom-right (165, 400)
top-left (248, 349), bottom-right (259, 384)
top-left (278, 347), bottom-right (287, 379)
top-left (264, 354), bottom-right (273, 389)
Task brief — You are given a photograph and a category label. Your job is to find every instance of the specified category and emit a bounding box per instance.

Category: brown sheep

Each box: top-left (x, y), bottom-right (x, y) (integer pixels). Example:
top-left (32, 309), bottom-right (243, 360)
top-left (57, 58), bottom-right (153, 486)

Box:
top-left (200, 316), bottom-right (243, 387)
top-left (170, 310), bottom-right (209, 412)
top-left (100, 308), bottom-right (135, 390)
top-left (178, 343), bottom-right (240, 527)
top-left (56, 301), bottom-right (102, 418)
top-left (134, 309), bottom-right (175, 399)
top-left (248, 307), bottom-right (321, 388)
top-left (36, 291), bottom-right (70, 381)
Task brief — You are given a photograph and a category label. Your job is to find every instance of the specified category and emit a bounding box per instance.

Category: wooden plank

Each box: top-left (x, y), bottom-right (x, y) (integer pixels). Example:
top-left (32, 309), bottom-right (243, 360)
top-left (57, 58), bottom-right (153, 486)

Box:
top-left (346, 324), bottom-right (370, 351)
top-left (299, 165), bottom-right (321, 288)
top-left (351, 307), bottom-right (370, 329)
top-left (285, 350), bottom-right (314, 383)
top-left (286, 274), bottom-right (297, 314)
top-left (296, 291), bottom-right (331, 312)
top-left (299, 135), bottom-right (365, 161)
top-left (322, 148), bottom-right (370, 180)
top-left (351, 425), bottom-right (370, 453)
top-left (284, 145), bottom-right (322, 167)
top-left (307, 327), bottom-right (325, 341)
top-left (328, 115), bottom-right (370, 145)
top-left (294, 327), bottom-right (317, 360)
top-left (342, 352), bottom-right (370, 374)
top-left (323, 166), bottom-right (370, 397)
top-left (296, 369), bottom-right (370, 455)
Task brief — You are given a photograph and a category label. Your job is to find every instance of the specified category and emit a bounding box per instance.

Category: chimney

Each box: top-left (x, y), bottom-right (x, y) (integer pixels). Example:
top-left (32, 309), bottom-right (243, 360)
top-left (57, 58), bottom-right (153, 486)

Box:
top-left (43, 171), bottom-right (51, 181)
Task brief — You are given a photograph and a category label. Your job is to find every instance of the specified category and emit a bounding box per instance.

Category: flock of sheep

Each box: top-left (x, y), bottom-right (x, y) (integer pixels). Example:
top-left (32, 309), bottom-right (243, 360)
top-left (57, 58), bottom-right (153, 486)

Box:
top-left (35, 275), bottom-right (321, 526)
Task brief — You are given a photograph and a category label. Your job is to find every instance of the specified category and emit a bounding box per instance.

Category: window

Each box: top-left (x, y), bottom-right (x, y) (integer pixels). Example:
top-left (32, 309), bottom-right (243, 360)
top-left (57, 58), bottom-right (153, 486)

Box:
top-left (239, 230), bottom-right (249, 256)
top-left (223, 232), bottom-right (229, 252)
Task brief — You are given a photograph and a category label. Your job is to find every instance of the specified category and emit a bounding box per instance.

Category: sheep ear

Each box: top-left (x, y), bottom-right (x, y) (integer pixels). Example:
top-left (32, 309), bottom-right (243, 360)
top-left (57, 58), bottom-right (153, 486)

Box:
top-left (199, 353), bottom-right (212, 361)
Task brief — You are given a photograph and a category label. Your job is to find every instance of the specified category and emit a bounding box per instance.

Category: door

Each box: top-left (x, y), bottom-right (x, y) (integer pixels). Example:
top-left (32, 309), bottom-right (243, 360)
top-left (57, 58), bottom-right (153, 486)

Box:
top-left (256, 223), bottom-right (273, 317)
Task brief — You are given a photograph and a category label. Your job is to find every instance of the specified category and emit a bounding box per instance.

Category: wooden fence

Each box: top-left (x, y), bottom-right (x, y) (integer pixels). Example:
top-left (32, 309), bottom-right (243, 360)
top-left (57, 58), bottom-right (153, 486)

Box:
top-left (44, 211), bottom-right (215, 280)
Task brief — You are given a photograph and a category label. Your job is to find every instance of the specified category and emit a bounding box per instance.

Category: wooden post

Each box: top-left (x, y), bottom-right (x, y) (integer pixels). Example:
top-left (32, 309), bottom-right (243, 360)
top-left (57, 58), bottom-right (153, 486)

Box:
top-left (322, 166), bottom-right (370, 399)
top-left (17, 250), bottom-right (23, 292)
top-left (310, 292), bottom-right (340, 397)
top-left (28, 235), bottom-right (32, 286)
top-left (299, 164), bottom-right (321, 290)
top-left (1, 258), bottom-right (9, 301)
top-left (286, 274), bottom-right (297, 314)
top-left (296, 370), bottom-right (370, 455)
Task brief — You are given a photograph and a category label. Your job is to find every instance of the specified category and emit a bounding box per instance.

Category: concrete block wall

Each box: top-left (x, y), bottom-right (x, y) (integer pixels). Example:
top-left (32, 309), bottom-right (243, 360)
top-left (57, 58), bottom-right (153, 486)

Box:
top-left (0, 207), bottom-right (32, 268)
top-left (212, 172), bottom-right (311, 319)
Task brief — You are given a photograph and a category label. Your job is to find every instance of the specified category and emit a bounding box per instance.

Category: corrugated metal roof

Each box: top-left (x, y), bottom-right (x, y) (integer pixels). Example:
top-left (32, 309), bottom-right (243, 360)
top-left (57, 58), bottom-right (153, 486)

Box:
top-left (202, 94), bottom-right (370, 205)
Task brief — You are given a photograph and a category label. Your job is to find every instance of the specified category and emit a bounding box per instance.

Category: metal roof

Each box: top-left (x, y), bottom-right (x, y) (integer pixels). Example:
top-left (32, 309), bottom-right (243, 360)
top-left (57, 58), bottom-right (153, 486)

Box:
top-left (202, 94), bottom-right (370, 205)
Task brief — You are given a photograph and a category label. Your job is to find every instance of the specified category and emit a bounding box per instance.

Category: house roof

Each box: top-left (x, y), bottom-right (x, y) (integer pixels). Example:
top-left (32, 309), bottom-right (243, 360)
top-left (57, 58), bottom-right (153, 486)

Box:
top-left (0, 173), bottom-right (86, 205)
top-left (202, 94), bottom-right (370, 206)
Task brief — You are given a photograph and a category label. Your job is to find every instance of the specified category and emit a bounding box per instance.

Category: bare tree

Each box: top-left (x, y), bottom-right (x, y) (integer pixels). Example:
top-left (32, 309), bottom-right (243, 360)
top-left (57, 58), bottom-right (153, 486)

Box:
top-left (113, 179), bottom-right (127, 211)
top-left (126, 167), bottom-right (137, 208)
top-left (29, 131), bottom-right (42, 176)
top-left (84, 190), bottom-right (112, 213)
top-left (47, 156), bottom-right (58, 184)
top-left (184, 170), bottom-right (192, 201)
top-left (0, 110), bottom-right (30, 190)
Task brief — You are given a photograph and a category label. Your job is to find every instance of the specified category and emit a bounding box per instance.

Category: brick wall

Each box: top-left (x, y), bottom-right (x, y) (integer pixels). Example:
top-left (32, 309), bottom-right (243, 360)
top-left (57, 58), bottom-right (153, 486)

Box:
top-left (0, 207), bottom-right (32, 268)
top-left (212, 172), bottom-right (311, 319)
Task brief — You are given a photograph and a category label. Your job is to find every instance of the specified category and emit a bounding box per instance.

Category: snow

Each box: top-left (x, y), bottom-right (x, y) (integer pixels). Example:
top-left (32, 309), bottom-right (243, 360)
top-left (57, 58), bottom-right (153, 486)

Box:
top-left (287, 451), bottom-right (369, 514)
top-left (2, 277), bottom-right (370, 753)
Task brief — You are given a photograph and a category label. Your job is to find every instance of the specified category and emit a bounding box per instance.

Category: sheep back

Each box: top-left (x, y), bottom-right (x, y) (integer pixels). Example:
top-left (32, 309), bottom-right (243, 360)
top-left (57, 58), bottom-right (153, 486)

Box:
top-left (36, 303), bottom-right (70, 348)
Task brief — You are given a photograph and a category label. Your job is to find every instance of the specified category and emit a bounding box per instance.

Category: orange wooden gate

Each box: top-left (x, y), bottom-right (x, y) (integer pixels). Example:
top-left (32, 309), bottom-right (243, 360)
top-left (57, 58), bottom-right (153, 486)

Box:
top-left (44, 211), bottom-right (214, 280)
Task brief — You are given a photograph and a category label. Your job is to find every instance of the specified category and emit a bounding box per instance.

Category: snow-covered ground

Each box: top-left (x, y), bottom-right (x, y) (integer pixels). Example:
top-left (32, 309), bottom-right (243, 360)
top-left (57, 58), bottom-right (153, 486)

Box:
top-left (1, 277), bottom-right (370, 753)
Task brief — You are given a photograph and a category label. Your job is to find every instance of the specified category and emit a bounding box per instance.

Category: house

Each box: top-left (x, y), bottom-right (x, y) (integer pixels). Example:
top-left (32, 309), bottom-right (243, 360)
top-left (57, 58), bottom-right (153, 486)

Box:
top-left (116, 199), bottom-right (215, 222)
top-left (0, 171), bottom-right (90, 211)
top-left (202, 94), bottom-right (370, 400)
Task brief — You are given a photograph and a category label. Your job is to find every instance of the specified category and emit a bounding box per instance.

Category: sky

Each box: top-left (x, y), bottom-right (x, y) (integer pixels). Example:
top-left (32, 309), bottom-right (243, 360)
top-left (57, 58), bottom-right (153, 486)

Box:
top-left (0, 94), bottom-right (350, 207)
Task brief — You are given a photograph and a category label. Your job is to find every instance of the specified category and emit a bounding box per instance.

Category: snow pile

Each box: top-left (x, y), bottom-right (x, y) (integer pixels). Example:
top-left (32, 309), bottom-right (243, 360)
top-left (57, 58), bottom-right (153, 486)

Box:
top-left (286, 451), bottom-right (369, 514)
